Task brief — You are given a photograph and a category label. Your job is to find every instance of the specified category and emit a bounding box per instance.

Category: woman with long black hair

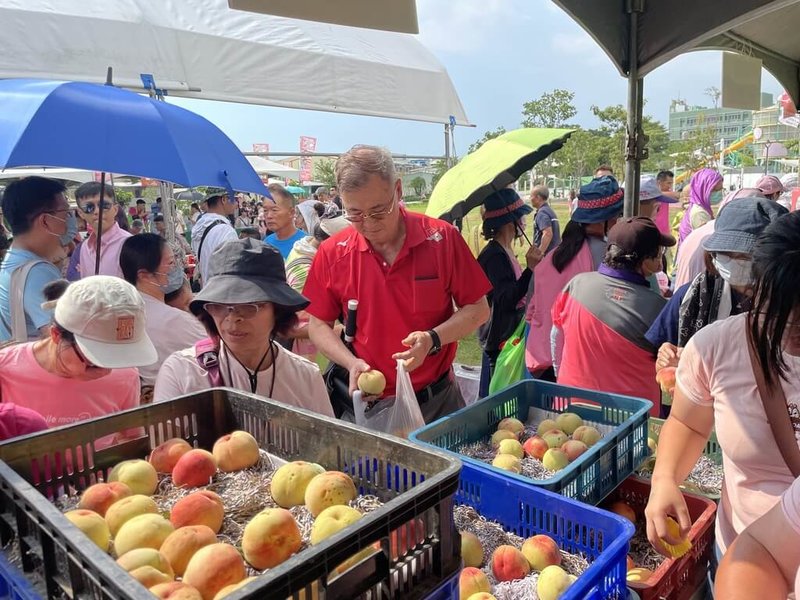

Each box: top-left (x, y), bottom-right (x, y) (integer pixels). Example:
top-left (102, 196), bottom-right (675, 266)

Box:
top-left (645, 211), bottom-right (800, 585)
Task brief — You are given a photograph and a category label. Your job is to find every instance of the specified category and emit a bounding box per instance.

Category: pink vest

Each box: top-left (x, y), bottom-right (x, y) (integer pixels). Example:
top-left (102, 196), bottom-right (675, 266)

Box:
top-left (525, 242), bottom-right (594, 373)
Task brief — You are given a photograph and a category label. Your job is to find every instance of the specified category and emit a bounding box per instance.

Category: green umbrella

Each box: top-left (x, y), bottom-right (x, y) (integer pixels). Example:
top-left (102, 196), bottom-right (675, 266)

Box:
top-left (425, 128), bottom-right (574, 222)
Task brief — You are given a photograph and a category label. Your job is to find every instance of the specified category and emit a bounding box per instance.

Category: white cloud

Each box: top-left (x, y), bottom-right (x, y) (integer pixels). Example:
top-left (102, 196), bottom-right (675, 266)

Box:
top-left (416, 0), bottom-right (516, 55)
top-left (550, 31), bottom-right (607, 66)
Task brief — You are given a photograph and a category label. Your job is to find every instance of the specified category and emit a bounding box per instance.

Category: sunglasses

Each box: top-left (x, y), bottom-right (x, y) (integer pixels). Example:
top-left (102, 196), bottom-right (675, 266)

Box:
top-left (204, 303), bottom-right (267, 319)
top-left (79, 200), bottom-right (114, 214)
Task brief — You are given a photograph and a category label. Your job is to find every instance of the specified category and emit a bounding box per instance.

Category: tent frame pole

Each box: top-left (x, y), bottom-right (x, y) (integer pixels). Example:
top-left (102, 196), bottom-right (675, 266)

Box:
top-left (624, 0), bottom-right (647, 218)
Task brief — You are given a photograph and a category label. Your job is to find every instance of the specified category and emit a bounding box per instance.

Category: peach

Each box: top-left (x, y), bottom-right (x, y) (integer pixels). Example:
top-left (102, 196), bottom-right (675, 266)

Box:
top-left (160, 525), bottom-right (218, 577)
top-left (106, 494), bottom-right (160, 537)
top-left (357, 370), bottom-right (386, 396)
top-left (491, 545), bottom-right (530, 582)
top-left (212, 577), bottom-right (258, 600)
top-left (496, 417), bottom-right (525, 438)
top-left (108, 459), bottom-right (159, 496)
top-left (536, 419), bottom-right (559, 436)
top-left (183, 543), bottom-right (246, 600)
top-left (542, 448), bottom-right (569, 471)
top-left (242, 507), bottom-right (302, 569)
top-left (128, 566), bottom-right (173, 588)
top-left (555, 412), bottom-right (583, 435)
top-left (310, 505), bottom-right (362, 545)
top-left (117, 547), bottom-right (175, 579)
top-left (542, 429), bottom-right (568, 449)
top-left (561, 440), bottom-right (588, 462)
top-left (78, 482), bottom-right (132, 517)
top-left (608, 501), bottom-right (637, 525)
top-left (656, 367), bottom-right (677, 394)
top-left (466, 595), bottom-right (497, 600)
top-left (497, 438), bottom-right (524, 459)
top-left (150, 582), bottom-right (205, 600)
top-left (627, 567), bottom-right (653, 583)
top-left (459, 567), bottom-right (491, 600)
top-left (170, 490), bottom-right (225, 533)
top-left (572, 425), bottom-right (602, 447)
top-left (523, 436), bottom-right (549, 460)
top-left (490, 429), bottom-right (517, 448)
top-left (172, 449), bottom-right (217, 488)
top-left (537, 565), bottom-right (576, 600)
top-left (65, 509), bottom-right (111, 551)
top-left (212, 431), bottom-right (260, 472)
top-left (149, 438), bottom-right (193, 473)
top-left (114, 513), bottom-right (175, 556)
top-left (626, 555), bottom-right (635, 571)
top-left (460, 531), bottom-right (483, 568)
top-left (303, 471), bottom-right (357, 517)
top-left (491, 454), bottom-right (521, 473)
top-left (270, 461), bottom-right (326, 508)
top-left (521, 534), bottom-right (561, 571)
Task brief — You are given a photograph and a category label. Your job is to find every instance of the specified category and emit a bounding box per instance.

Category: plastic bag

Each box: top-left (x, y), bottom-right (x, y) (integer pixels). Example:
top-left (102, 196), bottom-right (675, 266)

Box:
top-left (489, 318), bottom-right (528, 394)
top-left (353, 359), bottom-right (425, 437)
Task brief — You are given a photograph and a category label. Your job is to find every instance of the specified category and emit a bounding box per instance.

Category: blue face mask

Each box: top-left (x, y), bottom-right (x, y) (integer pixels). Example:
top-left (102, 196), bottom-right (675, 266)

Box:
top-left (709, 190), bottom-right (724, 204)
top-left (157, 264), bottom-right (186, 294)
top-left (46, 211), bottom-right (79, 246)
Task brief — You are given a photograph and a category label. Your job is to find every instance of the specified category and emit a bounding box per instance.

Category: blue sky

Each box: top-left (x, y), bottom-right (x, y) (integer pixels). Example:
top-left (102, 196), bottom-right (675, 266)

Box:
top-left (170, 0), bottom-right (783, 157)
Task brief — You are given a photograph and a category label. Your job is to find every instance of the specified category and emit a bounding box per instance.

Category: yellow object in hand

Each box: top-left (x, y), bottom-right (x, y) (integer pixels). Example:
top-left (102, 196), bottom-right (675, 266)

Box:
top-left (660, 517), bottom-right (692, 558)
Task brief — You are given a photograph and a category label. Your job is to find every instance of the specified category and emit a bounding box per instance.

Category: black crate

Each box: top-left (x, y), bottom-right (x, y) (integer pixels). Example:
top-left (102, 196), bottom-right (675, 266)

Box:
top-left (0, 388), bottom-right (462, 599)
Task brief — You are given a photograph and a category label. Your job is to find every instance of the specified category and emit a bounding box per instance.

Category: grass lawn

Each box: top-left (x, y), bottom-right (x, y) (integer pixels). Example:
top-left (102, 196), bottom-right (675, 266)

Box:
top-left (404, 198), bottom-right (572, 366)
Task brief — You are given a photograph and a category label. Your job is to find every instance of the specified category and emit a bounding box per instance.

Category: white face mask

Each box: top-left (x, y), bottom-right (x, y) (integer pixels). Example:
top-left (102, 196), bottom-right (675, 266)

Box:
top-left (713, 255), bottom-right (753, 287)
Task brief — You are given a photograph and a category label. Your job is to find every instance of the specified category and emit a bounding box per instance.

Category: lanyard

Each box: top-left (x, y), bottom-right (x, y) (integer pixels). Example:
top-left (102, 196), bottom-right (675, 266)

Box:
top-left (223, 341), bottom-right (277, 396)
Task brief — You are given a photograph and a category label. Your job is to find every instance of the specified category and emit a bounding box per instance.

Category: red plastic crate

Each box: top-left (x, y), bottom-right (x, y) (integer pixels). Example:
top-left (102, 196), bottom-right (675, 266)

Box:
top-left (605, 476), bottom-right (716, 600)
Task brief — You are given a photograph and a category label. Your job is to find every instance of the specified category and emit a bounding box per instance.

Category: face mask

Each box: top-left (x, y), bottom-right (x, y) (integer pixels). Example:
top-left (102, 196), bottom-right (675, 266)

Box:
top-left (713, 255), bottom-right (753, 287)
top-left (153, 264), bottom-right (185, 294)
top-left (710, 190), bottom-right (724, 204)
top-left (46, 212), bottom-right (79, 246)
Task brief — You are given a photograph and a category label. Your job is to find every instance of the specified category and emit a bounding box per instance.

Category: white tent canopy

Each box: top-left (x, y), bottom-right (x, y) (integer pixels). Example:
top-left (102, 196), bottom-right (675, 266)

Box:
top-left (245, 156), bottom-right (300, 178)
top-left (0, 0), bottom-right (469, 126)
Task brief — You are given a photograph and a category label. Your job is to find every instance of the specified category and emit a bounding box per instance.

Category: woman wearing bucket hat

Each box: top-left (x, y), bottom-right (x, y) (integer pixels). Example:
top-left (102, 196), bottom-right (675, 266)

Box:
top-left (524, 176), bottom-right (624, 381)
top-left (0, 275), bottom-right (156, 448)
top-left (678, 168), bottom-right (723, 245)
top-left (153, 238), bottom-right (334, 417)
top-left (476, 188), bottom-right (542, 396)
top-left (645, 212), bottom-right (800, 584)
top-left (552, 216), bottom-right (675, 415)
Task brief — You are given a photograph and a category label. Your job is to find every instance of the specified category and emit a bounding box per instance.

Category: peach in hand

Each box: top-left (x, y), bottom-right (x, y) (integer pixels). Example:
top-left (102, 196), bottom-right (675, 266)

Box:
top-left (357, 370), bottom-right (386, 396)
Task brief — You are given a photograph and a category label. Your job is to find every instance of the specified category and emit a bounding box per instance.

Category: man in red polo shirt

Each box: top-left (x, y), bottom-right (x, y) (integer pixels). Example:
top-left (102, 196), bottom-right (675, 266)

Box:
top-left (305, 145), bottom-right (491, 423)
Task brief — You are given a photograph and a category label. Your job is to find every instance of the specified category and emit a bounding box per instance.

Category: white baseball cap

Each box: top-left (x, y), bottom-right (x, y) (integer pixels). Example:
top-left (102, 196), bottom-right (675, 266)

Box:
top-left (54, 276), bottom-right (157, 369)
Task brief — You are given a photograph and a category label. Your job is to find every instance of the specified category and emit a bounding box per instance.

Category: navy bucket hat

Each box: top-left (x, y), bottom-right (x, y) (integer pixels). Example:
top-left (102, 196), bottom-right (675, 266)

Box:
top-left (703, 197), bottom-right (788, 255)
top-left (571, 175), bottom-right (625, 224)
top-left (482, 188), bottom-right (532, 230)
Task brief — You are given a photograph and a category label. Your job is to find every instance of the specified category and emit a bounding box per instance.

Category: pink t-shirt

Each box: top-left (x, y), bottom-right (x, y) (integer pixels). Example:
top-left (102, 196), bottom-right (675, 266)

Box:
top-left (781, 478), bottom-right (800, 598)
top-left (677, 313), bottom-right (800, 553)
top-left (78, 223), bottom-right (132, 279)
top-left (0, 343), bottom-right (140, 449)
top-left (674, 220), bottom-right (715, 289)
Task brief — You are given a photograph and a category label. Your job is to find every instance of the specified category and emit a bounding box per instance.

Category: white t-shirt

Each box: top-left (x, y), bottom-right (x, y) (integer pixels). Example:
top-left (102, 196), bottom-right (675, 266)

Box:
top-left (677, 312), bottom-right (800, 553)
top-left (190, 213), bottom-right (238, 283)
top-left (153, 342), bottom-right (335, 418)
top-left (139, 294), bottom-right (207, 386)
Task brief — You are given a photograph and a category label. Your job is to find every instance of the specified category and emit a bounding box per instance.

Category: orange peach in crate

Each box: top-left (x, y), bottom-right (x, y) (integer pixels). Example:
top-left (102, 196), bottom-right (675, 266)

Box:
top-left (160, 525), bottom-right (218, 577)
top-left (78, 482), bottom-right (132, 517)
top-left (170, 490), bottom-right (224, 532)
top-left (149, 438), bottom-right (193, 473)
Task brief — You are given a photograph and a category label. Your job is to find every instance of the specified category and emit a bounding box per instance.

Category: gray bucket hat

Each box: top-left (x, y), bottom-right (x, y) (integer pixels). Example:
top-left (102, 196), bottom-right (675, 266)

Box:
top-left (703, 197), bottom-right (788, 255)
top-left (190, 238), bottom-right (309, 316)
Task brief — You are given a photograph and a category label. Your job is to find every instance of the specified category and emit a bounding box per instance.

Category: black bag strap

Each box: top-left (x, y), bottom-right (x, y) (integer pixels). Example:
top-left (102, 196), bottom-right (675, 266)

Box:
top-left (196, 220), bottom-right (224, 268)
top-left (746, 317), bottom-right (800, 477)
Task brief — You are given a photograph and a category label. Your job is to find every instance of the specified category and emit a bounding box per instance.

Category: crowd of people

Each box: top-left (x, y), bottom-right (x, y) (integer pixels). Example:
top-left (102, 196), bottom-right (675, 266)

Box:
top-left (0, 146), bottom-right (799, 597)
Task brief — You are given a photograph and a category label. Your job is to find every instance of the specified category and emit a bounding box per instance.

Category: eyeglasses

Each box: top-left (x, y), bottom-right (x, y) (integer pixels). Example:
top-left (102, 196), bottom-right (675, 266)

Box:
top-left (42, 207), bottom-right (76, 218)
top-left (79, 200), bottom-right (113, 214)
top-left (342, 193), bottom-right (396, 223)
top-left (204, 303), bottom-right (267, 319)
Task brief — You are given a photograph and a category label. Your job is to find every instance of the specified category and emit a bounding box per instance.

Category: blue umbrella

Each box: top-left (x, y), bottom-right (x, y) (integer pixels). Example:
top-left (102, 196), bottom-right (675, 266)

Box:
top-left (0, 79), bottom-right (267, 195)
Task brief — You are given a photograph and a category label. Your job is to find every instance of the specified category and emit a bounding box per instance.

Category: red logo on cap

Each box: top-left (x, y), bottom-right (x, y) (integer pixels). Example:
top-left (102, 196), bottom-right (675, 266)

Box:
top-left (116, 316), bottom-right (135, 341)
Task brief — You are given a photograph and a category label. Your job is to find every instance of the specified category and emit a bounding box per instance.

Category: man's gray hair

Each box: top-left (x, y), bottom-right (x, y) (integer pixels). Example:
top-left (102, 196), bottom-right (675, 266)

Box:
top-left (267, 183), bottom-right (297, 209)
top-left (316, 186), bottom-right (329, 197)
top-left (335, 145), bottom-right (397, 192)
top-left (532, 185), bottom-right (549, 201)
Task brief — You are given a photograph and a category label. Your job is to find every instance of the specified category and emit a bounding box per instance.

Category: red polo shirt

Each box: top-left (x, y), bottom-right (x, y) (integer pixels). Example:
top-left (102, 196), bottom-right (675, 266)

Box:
top-left (304, 209), bottom-right (491, 396)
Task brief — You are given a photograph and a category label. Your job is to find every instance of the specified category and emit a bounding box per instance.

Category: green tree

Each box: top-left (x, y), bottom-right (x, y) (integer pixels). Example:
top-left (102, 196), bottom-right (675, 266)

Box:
top-left (521, 89), bottom-right (577, 128)
top-left (467, 126), bottom-right (507, 154)
top-left (430, 159), bottom-right (449, 190)
top-left (552, 129), bottom-right (608, 182)
top-left (589, 104), bottom-right (671, 173)
top-left (409, 176), bottom-right (427, 197)
top-left (313, 159), bottom-right (337, 186)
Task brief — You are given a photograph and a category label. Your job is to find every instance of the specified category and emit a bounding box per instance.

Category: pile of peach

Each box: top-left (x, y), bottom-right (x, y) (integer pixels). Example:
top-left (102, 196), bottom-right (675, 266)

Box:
top-left (488, 415), bottom-right (603, 476)
top-left (61, 431), bottom-right (376, 600)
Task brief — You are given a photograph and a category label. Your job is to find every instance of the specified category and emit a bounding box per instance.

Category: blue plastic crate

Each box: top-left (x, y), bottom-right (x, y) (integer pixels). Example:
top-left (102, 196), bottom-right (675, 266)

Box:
top-left (457, 466), bottom-right (634, 600)
top-left (411, 380), bottom-right (652, 505)
top-left (0, 553), bottom-right (39, 600)
top-left (422, 570), bottom-right (458, 600)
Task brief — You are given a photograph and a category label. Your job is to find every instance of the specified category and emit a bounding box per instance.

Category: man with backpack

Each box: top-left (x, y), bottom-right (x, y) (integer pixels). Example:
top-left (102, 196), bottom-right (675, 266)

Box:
top-left (0, 177), bottom-right (77, 342)
top-left (190, 191), bottom-right (239, 288)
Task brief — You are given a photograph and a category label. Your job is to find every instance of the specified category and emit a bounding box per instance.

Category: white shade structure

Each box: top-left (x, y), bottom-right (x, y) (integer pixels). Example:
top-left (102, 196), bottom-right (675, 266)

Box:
top-left (246, 156), bottom-right (301, 179)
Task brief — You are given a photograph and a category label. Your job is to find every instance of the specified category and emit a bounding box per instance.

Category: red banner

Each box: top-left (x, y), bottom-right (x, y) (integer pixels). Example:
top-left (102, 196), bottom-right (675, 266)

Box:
top-left (299, 136), bottom-right (317, 182)
top-left (252, 143), bottom-right (270, 153)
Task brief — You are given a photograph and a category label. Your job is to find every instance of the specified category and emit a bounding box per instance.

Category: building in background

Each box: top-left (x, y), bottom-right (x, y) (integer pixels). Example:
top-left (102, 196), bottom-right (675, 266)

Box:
top-left (667, 96), bottom-right (772, 146)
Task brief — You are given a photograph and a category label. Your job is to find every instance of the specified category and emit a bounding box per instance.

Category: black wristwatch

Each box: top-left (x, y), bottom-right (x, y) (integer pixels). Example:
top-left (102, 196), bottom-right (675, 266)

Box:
top-left (427, 329), bottom-right (442, 355)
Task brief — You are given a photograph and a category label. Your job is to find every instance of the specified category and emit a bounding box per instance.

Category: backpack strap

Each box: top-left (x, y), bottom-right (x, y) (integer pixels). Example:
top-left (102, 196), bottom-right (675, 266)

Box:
top-left (195, 338), bottom-right (224, 387)
top-left (194, 220), bottom-right (224, 284)
top-left (10, 260), bottom-right (49, 343)
top-left (746, 317), bottom-right (800, 477)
